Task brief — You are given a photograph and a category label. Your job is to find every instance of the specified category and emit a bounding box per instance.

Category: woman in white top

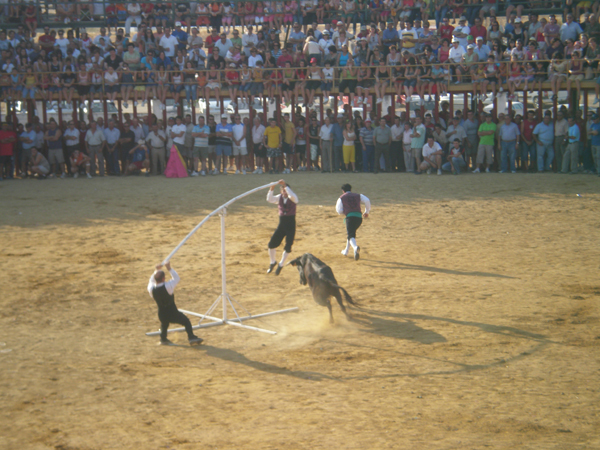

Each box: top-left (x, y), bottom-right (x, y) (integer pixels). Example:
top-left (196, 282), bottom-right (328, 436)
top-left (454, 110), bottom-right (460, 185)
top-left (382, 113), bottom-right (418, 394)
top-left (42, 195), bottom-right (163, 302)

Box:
top-left (342, 120), bottom-right (357, 172)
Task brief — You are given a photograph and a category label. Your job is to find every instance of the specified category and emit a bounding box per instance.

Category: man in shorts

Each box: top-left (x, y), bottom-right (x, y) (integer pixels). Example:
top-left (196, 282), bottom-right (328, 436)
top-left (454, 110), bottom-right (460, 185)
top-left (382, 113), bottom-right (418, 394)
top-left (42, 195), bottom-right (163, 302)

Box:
top-left (214, 114), bottom-right (233, 175)
top-left (191, 116), bottom-right (210, 176)
top-left (44, 119), bottom-right (66, 178)
top-left (69, 149), bottom-right (92, 178)
top-left (29, 147), bottom-right (50, 179)
top-left (263, 117), bottom-right (282, 174)
top-left (232, 113), bottom-right (247, 174)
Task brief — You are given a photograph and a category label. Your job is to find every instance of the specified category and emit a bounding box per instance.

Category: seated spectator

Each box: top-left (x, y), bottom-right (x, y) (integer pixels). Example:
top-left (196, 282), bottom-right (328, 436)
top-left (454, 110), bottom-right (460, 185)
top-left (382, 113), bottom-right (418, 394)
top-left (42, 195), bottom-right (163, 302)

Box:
top-left (70, 149), bottom-right (92, 179)
top-left (442, 138), bottom-right (467, 174)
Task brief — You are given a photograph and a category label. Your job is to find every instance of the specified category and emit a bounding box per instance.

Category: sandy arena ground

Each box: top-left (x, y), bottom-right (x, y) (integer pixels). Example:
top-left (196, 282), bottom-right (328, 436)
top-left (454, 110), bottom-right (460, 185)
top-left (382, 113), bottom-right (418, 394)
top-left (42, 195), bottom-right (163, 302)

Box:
top-left (0, 172), bottom-right (599, 450)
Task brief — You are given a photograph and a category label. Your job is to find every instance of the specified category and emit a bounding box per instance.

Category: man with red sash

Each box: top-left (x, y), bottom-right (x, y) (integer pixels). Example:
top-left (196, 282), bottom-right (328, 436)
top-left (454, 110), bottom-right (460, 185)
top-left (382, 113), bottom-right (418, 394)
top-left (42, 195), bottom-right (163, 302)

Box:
top-left (266, 179), bottom-right (299, 275)
top-left (336, 184), bottom-right (371, 261)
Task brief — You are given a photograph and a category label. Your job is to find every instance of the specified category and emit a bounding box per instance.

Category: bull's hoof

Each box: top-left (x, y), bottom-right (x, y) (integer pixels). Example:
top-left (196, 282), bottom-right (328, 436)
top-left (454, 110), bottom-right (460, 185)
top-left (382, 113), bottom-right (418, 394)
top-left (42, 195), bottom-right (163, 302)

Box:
top-left (267, 263), bottom-right (276, 274)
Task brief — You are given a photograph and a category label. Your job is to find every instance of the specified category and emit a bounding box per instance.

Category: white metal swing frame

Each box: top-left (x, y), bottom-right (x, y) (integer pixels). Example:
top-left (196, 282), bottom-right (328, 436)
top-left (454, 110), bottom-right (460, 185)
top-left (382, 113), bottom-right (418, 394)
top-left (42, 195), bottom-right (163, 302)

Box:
top-left (146, 182), bottom-right (299, 338)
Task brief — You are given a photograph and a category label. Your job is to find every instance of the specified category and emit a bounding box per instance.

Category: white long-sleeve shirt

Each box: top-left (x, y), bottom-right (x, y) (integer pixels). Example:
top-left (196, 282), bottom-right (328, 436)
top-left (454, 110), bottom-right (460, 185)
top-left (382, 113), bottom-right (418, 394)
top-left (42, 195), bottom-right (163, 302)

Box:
top-left (147, 269), bottom-right (180, 298)
top-left (336, 194), bottom-right (371, 215)
top-left (267, 186), bottom-right (299, 205)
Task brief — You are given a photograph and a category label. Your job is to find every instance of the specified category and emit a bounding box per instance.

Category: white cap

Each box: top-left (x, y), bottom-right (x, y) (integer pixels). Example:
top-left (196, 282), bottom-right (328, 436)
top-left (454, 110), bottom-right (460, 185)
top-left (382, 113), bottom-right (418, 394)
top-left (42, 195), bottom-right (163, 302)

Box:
top-left (175, 21), bottom-right (182, 27)
top-left (221, 113), bottom-right (229, 119)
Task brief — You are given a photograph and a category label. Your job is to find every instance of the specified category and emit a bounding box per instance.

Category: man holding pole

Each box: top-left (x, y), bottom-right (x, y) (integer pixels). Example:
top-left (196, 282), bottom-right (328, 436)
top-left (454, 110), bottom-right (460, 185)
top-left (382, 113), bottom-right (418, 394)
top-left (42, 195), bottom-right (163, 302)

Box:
top-left (266, 179), bottom-right (298, 275)
top-left (148, 262), bottom-right (204, 346)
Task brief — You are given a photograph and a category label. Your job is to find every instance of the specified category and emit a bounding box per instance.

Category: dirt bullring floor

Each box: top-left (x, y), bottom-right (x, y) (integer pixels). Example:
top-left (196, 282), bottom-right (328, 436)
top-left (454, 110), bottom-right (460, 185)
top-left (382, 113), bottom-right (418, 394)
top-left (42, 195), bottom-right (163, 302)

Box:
top-left (0, 172), bottom-right (599, 449)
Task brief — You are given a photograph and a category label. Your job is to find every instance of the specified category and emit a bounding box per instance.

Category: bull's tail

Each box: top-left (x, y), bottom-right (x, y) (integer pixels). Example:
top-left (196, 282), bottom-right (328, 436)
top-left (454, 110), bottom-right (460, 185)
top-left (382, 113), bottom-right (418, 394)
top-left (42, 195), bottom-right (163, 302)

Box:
top-left (330, 282), bottom-right (357, 307)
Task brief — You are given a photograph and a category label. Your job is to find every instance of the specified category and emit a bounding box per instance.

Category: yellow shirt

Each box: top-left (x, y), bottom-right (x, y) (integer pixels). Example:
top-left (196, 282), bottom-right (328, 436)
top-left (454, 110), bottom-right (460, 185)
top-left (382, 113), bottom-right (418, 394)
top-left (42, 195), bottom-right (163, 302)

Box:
top-left (264, 125), bottom-right (281, 148)
top-left (283, 121), bottom-right (295, 145)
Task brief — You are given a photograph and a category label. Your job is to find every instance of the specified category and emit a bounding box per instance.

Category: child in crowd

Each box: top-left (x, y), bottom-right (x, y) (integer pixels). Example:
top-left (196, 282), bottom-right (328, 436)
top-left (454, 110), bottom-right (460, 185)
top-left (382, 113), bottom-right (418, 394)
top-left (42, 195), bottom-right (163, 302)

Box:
top-left (507, 55), bottom-right (523, 101)
top-left (120, 63), bottom-right (134, 109)
top-left (103, 65), bottom-right (119, 105)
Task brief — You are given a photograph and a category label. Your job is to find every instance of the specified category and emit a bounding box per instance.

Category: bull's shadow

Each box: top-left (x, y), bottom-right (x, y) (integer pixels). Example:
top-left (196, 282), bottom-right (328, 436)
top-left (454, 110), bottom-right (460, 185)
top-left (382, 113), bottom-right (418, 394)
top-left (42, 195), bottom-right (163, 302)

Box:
top-left (348, 310), bottom-right (447, 344)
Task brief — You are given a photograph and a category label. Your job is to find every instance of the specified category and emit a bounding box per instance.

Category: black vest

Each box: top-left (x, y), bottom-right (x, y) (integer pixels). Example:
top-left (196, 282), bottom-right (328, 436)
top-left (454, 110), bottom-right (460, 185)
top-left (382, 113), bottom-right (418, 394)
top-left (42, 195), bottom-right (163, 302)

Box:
top-left (152, 285), bottom-right (176, 310)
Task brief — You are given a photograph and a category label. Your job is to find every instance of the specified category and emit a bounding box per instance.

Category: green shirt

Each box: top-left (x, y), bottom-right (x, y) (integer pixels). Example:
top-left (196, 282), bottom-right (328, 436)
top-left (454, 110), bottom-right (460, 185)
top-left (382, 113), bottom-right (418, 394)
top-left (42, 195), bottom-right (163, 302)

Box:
top-left (478, 122), bottom-right (497, 146)
top-left (411, 124), bottom-right (426, 149)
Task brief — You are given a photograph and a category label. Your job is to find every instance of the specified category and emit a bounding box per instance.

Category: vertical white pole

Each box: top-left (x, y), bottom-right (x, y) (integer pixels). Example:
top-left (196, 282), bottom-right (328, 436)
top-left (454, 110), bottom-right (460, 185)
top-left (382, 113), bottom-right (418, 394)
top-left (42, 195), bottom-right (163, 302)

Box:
top-left (220, 208), bottom-right (227, 322)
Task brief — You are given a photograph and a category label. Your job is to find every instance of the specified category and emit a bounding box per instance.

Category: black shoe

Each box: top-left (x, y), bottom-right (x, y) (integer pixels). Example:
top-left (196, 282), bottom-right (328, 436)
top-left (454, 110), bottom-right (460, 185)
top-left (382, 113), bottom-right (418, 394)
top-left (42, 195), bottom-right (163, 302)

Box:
top-left (354, 246), bottom-right (360, 261)
top-left (267, 262), bottom-right (276, 274)
top-left (159, 339), bottom-right (173, 346)
top-left (189, 336), bottom-right (204, 346)
top-left (275, 264), bottom-right (283, 275)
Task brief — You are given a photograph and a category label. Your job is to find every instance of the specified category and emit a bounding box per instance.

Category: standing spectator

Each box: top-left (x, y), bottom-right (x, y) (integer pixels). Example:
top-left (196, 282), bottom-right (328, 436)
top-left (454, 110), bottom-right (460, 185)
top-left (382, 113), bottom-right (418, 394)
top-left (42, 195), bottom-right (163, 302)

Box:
top-left (232, 114), bottom-right (247, 174)
top-left (373, 118), bottom-right (391, 173)
top-left (85, 121), bottom-right (106, 177)
top-left (390, 117), bottom-right (404, 173)
top-left (554, 110), bottom-right (569, 171)
top-left (473, 113), bottom-right (496, 173)
top-left (215, 114), bottom-right (233, 175)
top-left (342, 120), bottom-right (357, 173)
top-left (533, 112), bottom-right (555, 173)
top-left (589, 113), bottom-right (600, 175)
top-left (191, 116), bottom-right (210, 176)
top-left (359, 118), bottom-right (375, 173)
top-left (420, 135), bottom-right (444, 175)
top-left (319, 116), bottom-right (334, 172)
top-left (19, 123), bottom-right (36, 178)
top-left (170, 116), bottom-right (187, 159)
top-left (331, 115), bottom-right (345, 173)
top-left (521, 110), bottom-right (538, 172)
top-left (498, 115), bottom-right (520, 174)
top-left (411, 116), bottom-right (427, 174)
top-left (446, 116), bottom-right (468, 148)
top-left (402, 122), bottom-right (414, 173)
top-left (561, 116), bottom-right (580, 174)
top-left (282, 113), bottom-right (296, 173)
top-left (462, 110), bottom-right (479, 169)
top-left (147, 123), bottom-right (167, 176)
top-left (184, 115), bottom-right (195, 172)
top-left (64, 121), bottom-right (81, 159)
top-left (0, 122), bottom-right (16, 180)
top-left (118, 123), bottom-right (136, 173)
top-left (251, 116), bottom-right (266, 174)
top-left (44, 120), bottom-right (65, 178)
top-left (263, 117), bottom-right (282, 174)
top-left (104, 120), bottom-right (121, 175)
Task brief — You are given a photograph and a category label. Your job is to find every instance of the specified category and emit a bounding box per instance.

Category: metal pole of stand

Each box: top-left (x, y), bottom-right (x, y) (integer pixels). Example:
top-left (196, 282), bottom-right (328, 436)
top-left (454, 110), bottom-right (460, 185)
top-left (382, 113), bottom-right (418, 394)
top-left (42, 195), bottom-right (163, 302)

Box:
top-left (220, 207), bottom-right (227, 322)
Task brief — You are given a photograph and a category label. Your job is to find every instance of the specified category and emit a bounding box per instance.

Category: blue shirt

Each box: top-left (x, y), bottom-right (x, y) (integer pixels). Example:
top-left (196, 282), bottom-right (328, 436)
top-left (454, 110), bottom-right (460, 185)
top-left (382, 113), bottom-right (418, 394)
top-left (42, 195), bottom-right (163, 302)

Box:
top-left (568, 124), bottom-right (580, 143)
top-left (533, 121), bottom-right (554, 145)
top-left (132, 146), bottom-right (147, 162)
top-left (215, 123), bottom-right (233, 145)
top-left (382, 28), bottom-right (399, 43)
top-left (331, 123), bottom-right (344, 146)
top-left (192, 124), bottom-right (210, 147)
top-left (172, 29), bottom-right (188, 50)
top-left (473, 44), bottom-right (490, 62)
top-left (590, 122), bottom-right (600, 146)
top-left (20, 130), bottom-right (36, 150)
top-left (141, 56), bottom-right (156, 70)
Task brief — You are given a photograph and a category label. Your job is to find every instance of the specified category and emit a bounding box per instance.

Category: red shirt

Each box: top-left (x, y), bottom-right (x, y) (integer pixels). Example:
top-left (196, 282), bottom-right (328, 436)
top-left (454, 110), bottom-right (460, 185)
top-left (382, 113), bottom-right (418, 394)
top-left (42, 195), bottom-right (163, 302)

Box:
top-left (277, 54), bottom-right (293, 68)
top-left (0, 130), bottom-right (16, 156)
top-left (439, 24), bottom-right (454, 42)
top-left (470, 25), bottom-right (487, 42)
top-left (205, 34), bottom-right (220, 50)
top-left (38, 34), bottom-right (55, 49)
top-left (522, 119), bottom-right (537, 141)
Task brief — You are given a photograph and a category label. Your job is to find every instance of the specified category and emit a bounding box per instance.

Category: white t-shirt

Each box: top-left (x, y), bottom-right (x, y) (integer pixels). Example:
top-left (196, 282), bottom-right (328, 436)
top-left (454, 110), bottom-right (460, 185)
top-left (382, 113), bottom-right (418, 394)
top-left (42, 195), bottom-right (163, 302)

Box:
top-left (320, 124), bottom-right (333, 140)
top-left (171, 124), bottom-right (187, 145)
top-left (232, 123), bottom-right (246, 147)
top-left (391, 124), bottom-right (403, 141)
top-left (64, 128), bottom-right (80, 146)
top-left (159, 35), bottom-right (179, 57)
top-left (104, 71), bottom-right (119, 83)
top-left (422, 141), bottom-right (442, 159)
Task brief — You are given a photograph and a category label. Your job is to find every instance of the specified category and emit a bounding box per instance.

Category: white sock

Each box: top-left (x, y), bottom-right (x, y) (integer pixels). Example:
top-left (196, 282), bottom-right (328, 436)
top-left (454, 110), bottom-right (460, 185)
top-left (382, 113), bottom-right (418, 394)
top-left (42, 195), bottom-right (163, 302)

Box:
top-left (269, 248), bottom-right (276, 264)
top-left (349, 238), bottom-right (358, 251)
top-left (279, 251), bottom-right (289, 267)
top-left (342, 240), bottom-right (350, 254)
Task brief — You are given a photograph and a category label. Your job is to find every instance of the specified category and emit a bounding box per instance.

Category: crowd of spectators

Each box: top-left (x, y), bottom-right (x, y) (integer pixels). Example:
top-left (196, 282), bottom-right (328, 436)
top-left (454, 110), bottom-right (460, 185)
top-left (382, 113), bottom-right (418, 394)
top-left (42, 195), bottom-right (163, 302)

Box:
top-left (0, 1), bottom-right (600, 180)
top-left (1, 100), bottom-right (599, 181)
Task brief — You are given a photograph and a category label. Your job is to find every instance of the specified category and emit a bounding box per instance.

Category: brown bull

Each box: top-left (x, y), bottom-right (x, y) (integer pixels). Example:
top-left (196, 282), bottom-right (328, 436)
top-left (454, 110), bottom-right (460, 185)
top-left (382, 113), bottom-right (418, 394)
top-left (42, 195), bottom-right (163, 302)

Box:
top-left (289, 253), bottom-right (356, 323)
